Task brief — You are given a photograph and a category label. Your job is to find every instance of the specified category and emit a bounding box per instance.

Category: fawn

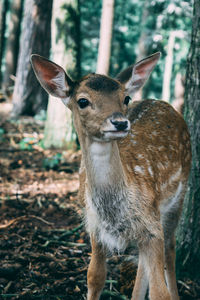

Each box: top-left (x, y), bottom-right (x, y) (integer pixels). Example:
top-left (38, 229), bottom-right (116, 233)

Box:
top-left (31, 52), bottom-right (191, 300)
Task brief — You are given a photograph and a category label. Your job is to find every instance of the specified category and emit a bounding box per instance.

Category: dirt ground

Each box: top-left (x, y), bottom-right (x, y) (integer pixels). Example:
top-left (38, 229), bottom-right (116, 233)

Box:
top-left (0, 104), bottom-right (199, 299)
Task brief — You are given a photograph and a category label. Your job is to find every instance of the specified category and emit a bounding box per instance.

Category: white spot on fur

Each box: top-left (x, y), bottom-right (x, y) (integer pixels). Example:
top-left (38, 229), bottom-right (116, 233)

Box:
top-left (131, 140), bottom-right (137, 145)
top-left (151, 131), bottom-right (158, 135)
top-left (148, 166), bottom-right (153, 176)
top-left (157, 162), bottom-right (165, 170)
top-left (134, 165), bottom-right (144, 174)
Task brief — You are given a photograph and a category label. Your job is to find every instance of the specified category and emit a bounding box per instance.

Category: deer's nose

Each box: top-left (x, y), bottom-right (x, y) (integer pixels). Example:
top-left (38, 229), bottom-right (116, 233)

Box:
top-left (110, 119), bottom-right (128, 131)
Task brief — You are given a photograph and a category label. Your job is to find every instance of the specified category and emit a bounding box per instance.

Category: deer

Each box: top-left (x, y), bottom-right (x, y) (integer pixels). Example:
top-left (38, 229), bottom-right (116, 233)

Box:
top-left (31, 52), bottom-right (191, 300)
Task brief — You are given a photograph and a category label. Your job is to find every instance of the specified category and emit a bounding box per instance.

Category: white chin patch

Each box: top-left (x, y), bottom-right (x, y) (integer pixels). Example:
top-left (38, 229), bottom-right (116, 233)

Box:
top-left (103, 131), bottom-right (129, 140)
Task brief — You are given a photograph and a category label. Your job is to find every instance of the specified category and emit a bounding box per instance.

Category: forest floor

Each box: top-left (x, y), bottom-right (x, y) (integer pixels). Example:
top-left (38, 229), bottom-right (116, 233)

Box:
top-left (0, 102), bottom-right (199, 300)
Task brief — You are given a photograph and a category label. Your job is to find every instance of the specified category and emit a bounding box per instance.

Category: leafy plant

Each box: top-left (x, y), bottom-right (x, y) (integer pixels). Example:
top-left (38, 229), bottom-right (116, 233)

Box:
top-left (19, 137), bottom-right (36, 150)
top-left (0, 128), bottom-right (5, 142)
top-left (42, 153), bottom-right (63, 170)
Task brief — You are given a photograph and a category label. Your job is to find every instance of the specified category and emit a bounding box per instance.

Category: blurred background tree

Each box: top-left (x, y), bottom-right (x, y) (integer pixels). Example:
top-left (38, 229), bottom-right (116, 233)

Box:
top-left (2, 0), bottom-right (24, 95)
top-left (176, 0), bottom-right (200, 281)
top-left (96, 0), bottom-right (115, 75)
top-left (0, 0), bottom-right (9, 86)
top-left (43, 0), bottom-right (80, 149)
top-left (12, 0), bottom-right (53, 117)
top-left (0, 0), bottom-right (193, 136)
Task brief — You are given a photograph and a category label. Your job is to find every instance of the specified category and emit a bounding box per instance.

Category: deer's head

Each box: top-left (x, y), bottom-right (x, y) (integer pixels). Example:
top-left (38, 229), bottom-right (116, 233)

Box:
top-left (31, 53), bottom-right (160, 142)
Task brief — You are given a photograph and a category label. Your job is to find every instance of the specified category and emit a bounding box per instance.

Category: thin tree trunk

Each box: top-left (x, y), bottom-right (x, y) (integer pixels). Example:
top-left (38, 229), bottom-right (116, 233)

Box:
top-left (96, 0), bottom-right (115, 75)
top-left (43, 0), bottom-right (80, 149)
top-left (176, 0), bottom-right (200, 280)
top-left (162, 31), bottom-right (175, 102)
top-left (171, 73), bottom-right (184, 113)
top-left (134, 0), bottom-right (149, 101)
top-left (12, 0), bottom-right (53, 117)
top-left (2, 0), bottom-right (24, 93)
top-left (0, 0), bottom-right (9, 86)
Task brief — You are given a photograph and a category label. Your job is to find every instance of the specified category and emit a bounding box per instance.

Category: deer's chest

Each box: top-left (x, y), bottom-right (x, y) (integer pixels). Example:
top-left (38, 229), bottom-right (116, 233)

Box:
top-left (85, 185), bottom-right (132, 252)
top-left (84, 142), bottom-right (158, 252)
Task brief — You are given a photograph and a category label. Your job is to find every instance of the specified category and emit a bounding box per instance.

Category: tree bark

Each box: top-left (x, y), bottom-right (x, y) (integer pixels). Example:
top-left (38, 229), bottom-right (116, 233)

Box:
top-left (43, 0), bottom-right (80, 149)
top-left (2, 0), bottom-right (24, 93)
top-left (12, 0), bottom-right (53, 117)
top-left (176, 0), bottom-right (200, 280)
top-left (96, 0), bottom-right (115, 75)
top-left (0, 0), bottom-right (9, 86)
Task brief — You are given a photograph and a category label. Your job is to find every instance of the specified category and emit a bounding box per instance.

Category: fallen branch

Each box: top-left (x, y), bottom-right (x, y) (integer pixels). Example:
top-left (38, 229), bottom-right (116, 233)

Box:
top-left (0, 215), bottom-right (53, 229)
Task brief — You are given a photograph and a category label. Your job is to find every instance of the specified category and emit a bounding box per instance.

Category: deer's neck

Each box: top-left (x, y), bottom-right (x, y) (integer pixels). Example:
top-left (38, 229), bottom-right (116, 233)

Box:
top-left (81, 136), bottom-right (125, 189)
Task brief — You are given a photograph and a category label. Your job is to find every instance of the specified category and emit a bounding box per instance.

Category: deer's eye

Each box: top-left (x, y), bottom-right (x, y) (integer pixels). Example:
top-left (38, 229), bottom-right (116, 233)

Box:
top-left (124, 96), bottom-right (131, 106)
top-left (77, 98), bottom-right (90, 109)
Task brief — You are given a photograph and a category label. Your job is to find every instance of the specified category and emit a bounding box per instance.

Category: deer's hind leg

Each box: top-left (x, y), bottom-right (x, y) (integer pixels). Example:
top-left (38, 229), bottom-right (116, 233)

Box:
top-left (162, 205), bottom-right (182, 300)
top-left (161, 184), bottom-right (185, 300)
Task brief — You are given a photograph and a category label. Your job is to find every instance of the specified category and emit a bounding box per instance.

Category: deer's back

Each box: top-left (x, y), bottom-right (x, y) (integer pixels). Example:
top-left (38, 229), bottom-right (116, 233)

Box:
top-left (118, 99), bottom-right (191, 204)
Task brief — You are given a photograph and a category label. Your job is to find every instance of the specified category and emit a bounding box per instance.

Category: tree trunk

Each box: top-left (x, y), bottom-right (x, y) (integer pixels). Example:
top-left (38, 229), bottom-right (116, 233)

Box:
top-left (162, 31), bottom-right (175, 102)
top-left (43, 0), bottom-right (80, 149)
top-left (171, 73), bottom-right (184, 113)
top-left (0, 0), bottom-right (9, 86)
top-left (12, 0), bottom-right (53, 117)
top-left (134, 0), bottom-right (149, 101)
top-left (2, 0), bottom-right (24, 93)
top-left (96, 0), bottom-right (115, 75)
top-left (176, 0), bottom-right (200, 281)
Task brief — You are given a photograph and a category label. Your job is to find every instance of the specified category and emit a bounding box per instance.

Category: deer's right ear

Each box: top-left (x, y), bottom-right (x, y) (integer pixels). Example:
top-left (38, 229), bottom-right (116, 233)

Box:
top-left (31, 55), bottom-right (74, 106)
top-left (116, 52), bottom-right (160, 97)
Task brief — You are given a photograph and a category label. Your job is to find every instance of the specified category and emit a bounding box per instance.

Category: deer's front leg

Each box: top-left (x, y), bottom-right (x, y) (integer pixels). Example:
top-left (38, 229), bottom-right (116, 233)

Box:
top-left (87, 236), bottom-right (107, 300)
top-left (131, 253), bottom-right (148, 300)
top-left (141, 237), bottom-right (171, 300)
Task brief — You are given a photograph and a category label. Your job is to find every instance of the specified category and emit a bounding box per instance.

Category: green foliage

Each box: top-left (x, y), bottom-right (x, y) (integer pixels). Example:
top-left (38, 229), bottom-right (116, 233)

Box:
top-left (42, 153), bottom-right (62, 170)
top-left (56, 0), bottom-right (81, 80)
top-left (110, 0), bottom-right (144, 76)
top-left (0, 128), bottom-right (5, 142)
top-left (80, 0), bottom-right (102, 75)
top-left (80, 0), bottom-right (192, 101)
top-left (144, 0), bottom-right (192, 100)
top-left (19, 137), bottom-right (36, 150)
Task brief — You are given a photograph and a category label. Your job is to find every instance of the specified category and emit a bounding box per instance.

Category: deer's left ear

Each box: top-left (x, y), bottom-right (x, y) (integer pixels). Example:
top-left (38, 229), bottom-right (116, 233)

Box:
top-left (31, 54), bottom-right (74, 106)
top-left (116, 52), bottom-right (160, 97)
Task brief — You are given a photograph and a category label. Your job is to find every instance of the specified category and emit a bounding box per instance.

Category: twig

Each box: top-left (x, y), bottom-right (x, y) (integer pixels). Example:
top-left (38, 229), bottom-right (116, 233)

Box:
top-left (0, 215), bottom-right (53, 229)
top-left (41, 240), bottom-right (86, 248)
top-left (178, 280), bottom-right (191, 290)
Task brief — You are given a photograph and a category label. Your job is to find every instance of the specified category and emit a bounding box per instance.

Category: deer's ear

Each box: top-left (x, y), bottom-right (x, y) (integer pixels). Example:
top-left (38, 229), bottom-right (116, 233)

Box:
top-left (31, 55), bottom-right (74, 106)
top-left (116, 52), bottom-right (160, 97)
